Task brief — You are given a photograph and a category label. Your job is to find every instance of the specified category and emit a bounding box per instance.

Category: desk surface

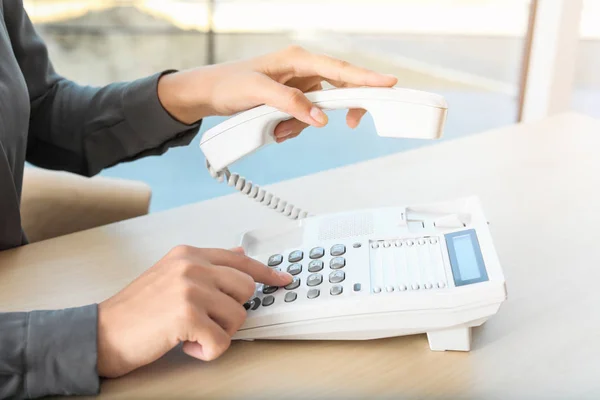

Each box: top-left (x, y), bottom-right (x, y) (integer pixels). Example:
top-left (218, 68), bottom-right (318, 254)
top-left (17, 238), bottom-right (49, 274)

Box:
top-left (2, 112), bottom-right (600, 399)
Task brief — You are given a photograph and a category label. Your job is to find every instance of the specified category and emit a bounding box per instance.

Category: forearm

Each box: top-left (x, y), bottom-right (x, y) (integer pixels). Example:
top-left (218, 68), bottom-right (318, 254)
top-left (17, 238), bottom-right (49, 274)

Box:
top-left (0, 305), bottom-right (100, 399)
top-left (4, 1), bottom-right (202, 176)
top-left (26, 71), bottom-right (201, 176)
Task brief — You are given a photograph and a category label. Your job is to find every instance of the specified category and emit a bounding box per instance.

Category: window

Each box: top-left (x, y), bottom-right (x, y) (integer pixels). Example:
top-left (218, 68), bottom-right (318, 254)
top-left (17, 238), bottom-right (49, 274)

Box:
top-left (572, 0), bottom-right (600, 118)
top-left (25, 0), bottom-right (533, 212)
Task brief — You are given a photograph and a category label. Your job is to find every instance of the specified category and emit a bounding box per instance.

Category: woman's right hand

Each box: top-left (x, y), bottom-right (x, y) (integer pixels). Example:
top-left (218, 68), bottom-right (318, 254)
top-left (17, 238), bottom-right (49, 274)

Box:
top-left (96, 245), bottom-right (292, 378)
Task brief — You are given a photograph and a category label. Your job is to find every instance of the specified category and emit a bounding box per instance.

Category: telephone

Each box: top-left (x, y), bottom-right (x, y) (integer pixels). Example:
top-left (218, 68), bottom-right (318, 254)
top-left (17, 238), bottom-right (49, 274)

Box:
top-left (199, 87), bottom-right (507, 351)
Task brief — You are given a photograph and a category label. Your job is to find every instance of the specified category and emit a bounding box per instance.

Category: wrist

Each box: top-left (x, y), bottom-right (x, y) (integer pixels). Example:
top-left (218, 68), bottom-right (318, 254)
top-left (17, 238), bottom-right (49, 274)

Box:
top-left (157, 68), bottom-right (216, 125)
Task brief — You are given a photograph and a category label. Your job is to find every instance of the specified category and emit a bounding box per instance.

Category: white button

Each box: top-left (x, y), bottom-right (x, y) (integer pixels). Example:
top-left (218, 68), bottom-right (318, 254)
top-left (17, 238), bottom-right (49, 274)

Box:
top-left (430, 237), bottom-right (438, 244)
top-left (373, 286), bottom-right (382, 293)
top-left (371, 242), bottom-right (379, 249)
top-left (394, 240), bottom-right (402, 247)
top-left (383, 241), bottom-right (391, 248)
top-left (399, 284), bottom-right (407, 291)
top-left (418, 238), bottom-right (426, 245)
top-left (407, 240), bottom-right (414, 246)
top-left (386, 285), bottom-right (394, 292)
top-left (437, 281), bottom-right (446, 288)
top-left (411, 283), bottom-right (420, 290)
top-left (425, 283), bottom-right (433, 289)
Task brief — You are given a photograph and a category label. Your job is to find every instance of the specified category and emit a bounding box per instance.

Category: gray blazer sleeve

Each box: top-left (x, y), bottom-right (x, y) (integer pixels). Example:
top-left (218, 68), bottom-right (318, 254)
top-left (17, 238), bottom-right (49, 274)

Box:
top-left (6, 0), bottom-right (201, 176)
top-left (0, 306), bottom-right (99, 399)
top-left (1, 2), bottom-right (203, 399)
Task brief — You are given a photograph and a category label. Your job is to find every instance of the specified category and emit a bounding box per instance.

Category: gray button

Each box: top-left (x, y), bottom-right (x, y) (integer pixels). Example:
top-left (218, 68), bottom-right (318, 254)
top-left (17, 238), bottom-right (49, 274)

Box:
top-left (268, 254), bottom-right (283, 266)
top-left (329, 270), bottom-right (345, 284)
top-left (287, 263), bottom-right (302, 275)
top-left (307, 288), bottom-right (320, 299)
top-left (262, 295), bottom-right (275, 306)
top-left (251, 297), bottom-right (261, 310)
top-left (330, 285), bottom-right (343, 296)
top-left (330, 257), bottom-right (346, 269)
top-left (353, 283), bottom-right (361, 292)
top-left (262, 285), bottom-right (278, 294)
top-left (353, 243), bottom-right (362, 248)
top-left (285, 276), bottom-right (301, 290)
top-left (309, 247), bottom-right (325, 259)
top-left (308, 260), bottom-right (324, 272)
top-left (330, 244), bottom-right (346, 256)
top-left (288, 250), bottom-right (303, 262)
top-left (285, 292), bottom-right (297, 302)
top-left (307, 273), bottom-right (323, 287)
top-left (245, 297), bottom-right (261, 310)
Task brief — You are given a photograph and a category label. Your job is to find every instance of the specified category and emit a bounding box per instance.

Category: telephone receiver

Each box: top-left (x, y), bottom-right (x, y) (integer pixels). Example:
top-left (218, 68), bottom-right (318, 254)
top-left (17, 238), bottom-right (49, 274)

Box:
top-left (199, 86), bottom-right (448, 219)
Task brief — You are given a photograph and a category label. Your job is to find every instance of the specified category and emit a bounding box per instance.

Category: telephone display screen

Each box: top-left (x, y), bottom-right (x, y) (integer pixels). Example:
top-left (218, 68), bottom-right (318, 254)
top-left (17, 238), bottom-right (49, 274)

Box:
top-left (445, 229), bottom-right (488, 286)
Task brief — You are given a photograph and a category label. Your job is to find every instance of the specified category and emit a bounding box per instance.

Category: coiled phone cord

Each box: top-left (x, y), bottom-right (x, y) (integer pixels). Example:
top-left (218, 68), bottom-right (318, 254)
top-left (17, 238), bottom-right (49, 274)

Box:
top-left (206, 160), bottom-right (310, 220)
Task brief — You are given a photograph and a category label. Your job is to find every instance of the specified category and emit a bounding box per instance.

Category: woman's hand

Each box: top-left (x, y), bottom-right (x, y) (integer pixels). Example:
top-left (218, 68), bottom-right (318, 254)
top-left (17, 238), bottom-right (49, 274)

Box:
top-left (97, 245), bottom-right (291, 378)
top-left (157, 45), bottom-right (397, 143)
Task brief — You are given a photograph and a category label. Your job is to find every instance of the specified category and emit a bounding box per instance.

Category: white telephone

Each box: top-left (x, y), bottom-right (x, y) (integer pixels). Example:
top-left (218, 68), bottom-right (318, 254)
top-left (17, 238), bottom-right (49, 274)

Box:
top-left (199, 87), bottom-right (507, 352)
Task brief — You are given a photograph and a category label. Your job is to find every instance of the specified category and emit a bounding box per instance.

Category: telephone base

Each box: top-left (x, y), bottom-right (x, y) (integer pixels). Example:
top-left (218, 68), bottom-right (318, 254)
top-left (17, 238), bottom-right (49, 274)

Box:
top-left (426, 327), bottom-right (471, 352)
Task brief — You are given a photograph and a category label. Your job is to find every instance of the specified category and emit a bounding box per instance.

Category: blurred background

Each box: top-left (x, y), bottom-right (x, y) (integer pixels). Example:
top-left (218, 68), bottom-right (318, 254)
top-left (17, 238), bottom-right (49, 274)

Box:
top-left (23, 0), bottom-right (600, 212)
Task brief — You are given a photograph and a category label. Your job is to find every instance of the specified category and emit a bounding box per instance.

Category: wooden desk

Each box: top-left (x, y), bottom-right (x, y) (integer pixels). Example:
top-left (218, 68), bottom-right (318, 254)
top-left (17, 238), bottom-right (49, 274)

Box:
top-left (2, 112), bottom-right (600, 399)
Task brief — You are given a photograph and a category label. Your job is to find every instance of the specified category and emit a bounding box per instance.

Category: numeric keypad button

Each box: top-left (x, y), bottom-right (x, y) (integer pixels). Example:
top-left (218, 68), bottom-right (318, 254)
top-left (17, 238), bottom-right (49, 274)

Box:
top-left (288, 250), bottom-right (303, 262)
top-left (267, 254), bottom-right (283, 266)
top-left (309, 247), bottom-right (325, 259)
top-left (287, 263), bottom-right (302, 275)
top-left (330, 244), bottom-right (346, 256)
top-left (330, 285), bottom-right (343, 296)
top-left (330, 257), bottom-right (346, 269)
top-left (262, 295), bottom-right (275, 306)
top-left (329, 270), bottom-right (345, 284)
top-left (262, 285), bottom-right (278, 295)
top-left (285, 277), bottom-right (301, 290)
top-left (308, 260), bottom-right (324, 272)
top-left (307, 288), bottom-right (320, 299)
top-left (307, 273), bottom-right (323, 287)
top-left (285, 292), bottom-right (297, 302)
top-left (251, 297), bottom-right (261, 310)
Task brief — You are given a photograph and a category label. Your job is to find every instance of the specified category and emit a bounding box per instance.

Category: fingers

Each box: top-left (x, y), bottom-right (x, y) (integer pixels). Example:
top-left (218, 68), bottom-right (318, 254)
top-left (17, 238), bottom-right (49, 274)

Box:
top-left (182, 313), bottom-right (231, 361)
top-left (288, 48), bottom-right (398, 88)
top-left (251, 73), bottom-right (329, 128)
top-left (206, 290), bottom-right (248, 336)
top-left (202, 247), bottom-right (293, 286)
top-left (213, 266), bottom-right (256, 304)
top-left (347, 108), bottom-right (368, 129)
top-left (274, 118), bottom-right (309, 142)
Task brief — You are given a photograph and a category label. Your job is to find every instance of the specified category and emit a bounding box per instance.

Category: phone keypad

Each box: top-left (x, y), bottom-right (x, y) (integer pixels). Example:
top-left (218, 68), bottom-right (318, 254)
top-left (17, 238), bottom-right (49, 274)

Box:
top-left (247, 244), bottom-right (354, 311)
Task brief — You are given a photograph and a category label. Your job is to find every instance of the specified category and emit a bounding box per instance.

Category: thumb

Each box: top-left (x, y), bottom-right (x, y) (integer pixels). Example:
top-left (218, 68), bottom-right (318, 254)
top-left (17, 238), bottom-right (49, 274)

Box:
top-left (251, 73), bottom-right (329, 128)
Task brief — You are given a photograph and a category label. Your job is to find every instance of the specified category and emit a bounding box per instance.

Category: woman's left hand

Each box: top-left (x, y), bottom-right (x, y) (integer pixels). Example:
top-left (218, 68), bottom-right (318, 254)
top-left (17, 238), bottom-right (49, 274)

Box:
top-left (157, 45), bottom-right (397, 143)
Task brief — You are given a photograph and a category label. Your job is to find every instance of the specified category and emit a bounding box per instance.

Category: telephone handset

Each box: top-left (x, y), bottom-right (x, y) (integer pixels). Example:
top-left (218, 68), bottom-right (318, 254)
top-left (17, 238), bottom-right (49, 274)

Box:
top-left (199, 87), bottom-right (448, 219)
top-left (199, 87), bottom-right (506, 352)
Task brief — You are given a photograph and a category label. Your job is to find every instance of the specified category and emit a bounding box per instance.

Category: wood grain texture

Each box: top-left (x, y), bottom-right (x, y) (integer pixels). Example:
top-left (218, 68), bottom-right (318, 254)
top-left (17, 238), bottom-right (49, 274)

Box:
top-left (2, 112), bottom-right (600, 399)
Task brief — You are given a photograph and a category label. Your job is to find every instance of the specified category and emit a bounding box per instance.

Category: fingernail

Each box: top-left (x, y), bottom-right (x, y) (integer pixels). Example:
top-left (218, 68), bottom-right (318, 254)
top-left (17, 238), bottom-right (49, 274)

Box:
top-left (275, 129), bottom-right (293, 138)
top-left (310, 107), bottom-right (328, 125)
